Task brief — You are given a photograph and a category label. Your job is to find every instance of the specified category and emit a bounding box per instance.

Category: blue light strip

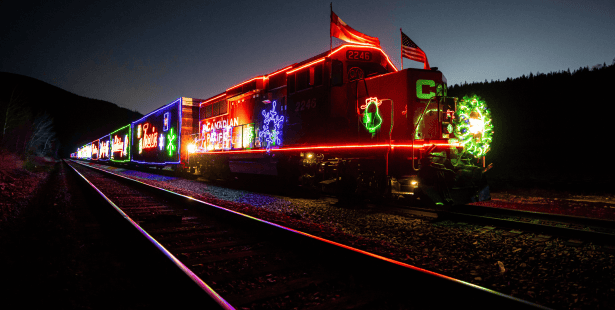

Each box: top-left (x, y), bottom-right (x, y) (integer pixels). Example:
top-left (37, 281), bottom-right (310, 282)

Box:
top-left (133, 98), bottom-right (181, 124)
top-left (130, 98), bottom-right (182, 165)
top-left (98, 134), bottom-right (111, 161)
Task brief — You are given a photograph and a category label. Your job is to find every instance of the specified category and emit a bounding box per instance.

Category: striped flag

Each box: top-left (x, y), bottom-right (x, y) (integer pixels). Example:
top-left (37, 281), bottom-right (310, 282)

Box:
top-left (331, 11), bottom-right (380, 46)
top-left (401, 31), bottom-right (430, 70)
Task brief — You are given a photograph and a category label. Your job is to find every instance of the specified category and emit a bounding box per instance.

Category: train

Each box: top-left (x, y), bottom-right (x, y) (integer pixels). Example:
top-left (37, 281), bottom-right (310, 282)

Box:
top-left (72, 43), bottom-right (493, 206)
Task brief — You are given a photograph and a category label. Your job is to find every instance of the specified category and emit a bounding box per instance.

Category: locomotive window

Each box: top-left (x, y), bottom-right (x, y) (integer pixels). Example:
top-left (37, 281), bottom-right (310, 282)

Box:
top-left (331, 60), bottom-right (343, 86)
top-left (205, 105), bottom-right (212, 118)
top-left (212, 101), bottom-right (220, 116)
top-left (287, 74), bottom-right (295, 94)
top-left (296, 69), bottom-right (309, 91)
top-left (313, 64), bottom-right (323, 86)
top-left (219, 100), bottom-right (228, 115)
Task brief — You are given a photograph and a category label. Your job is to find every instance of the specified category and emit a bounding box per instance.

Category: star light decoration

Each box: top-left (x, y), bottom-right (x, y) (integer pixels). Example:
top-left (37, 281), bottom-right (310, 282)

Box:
top-left (259, 101), bottom-right (284, 152)
top-left (166, 127), bottom-right (177, 156)
top-left (454, 95), bottom-right (493, 157)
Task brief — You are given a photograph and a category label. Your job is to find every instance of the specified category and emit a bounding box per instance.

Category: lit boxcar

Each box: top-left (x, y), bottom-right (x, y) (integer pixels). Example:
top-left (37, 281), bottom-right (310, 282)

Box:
top-left (91, 139), bottom-right (100, 160)
top-left (131, 97), bottom-right (203, 168)
top-left (83, 143), bottom-right (92, 160)
top-left (98, 134), bottom-right (111, 161)
top-left (110, 125), bottom-right (131, 163)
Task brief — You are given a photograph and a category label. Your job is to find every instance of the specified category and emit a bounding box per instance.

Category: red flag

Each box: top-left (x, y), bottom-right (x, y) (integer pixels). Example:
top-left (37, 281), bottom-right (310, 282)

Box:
top-left (330, 11), bottom-right (380, 46)
top-left (401, 31), bottom-right (430, 70)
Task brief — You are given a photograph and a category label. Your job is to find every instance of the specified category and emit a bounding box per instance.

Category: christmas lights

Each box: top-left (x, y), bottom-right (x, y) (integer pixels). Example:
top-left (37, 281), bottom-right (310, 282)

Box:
top-left (141, 123), bottom-right (158, 149)
top-left (159, 134), bottom-right (165, 151)
top-left (361, 97), bottom-right (382, 134)
top-left (131, 98), bottom-right (182, 165)
top-left (163, 112), bottom-right (170, 132)
top-left (167, 127), bottom-right (177, 156)
top-left (91, 141), bottom-right (99, 160)
top-left (99, 135), bottom-right (110, 160)
top-left (243, 123), bottom-right (254, 149)
top-left (113, 135), bottom-right (124, 156)
top-left (454, 95), bottom-right (493, 157)
top-left (258, 101), bottom-right (284, 151)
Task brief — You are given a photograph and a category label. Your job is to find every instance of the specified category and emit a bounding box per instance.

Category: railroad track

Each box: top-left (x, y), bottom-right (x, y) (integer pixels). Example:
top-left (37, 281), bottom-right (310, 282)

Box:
top-left (66, 160), bottom-right (547, 309)
top-left (435, 204), bottom-right (615, 245)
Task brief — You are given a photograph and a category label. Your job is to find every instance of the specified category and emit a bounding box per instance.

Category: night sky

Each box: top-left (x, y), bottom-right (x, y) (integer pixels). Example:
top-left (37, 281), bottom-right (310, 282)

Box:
top-left (2, 0), bottom-right (614, 115)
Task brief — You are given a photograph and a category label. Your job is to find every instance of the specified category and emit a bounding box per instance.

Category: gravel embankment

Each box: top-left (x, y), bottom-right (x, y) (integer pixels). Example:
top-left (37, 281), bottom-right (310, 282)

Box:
top-left (82, 162), bottom-right (615, 309)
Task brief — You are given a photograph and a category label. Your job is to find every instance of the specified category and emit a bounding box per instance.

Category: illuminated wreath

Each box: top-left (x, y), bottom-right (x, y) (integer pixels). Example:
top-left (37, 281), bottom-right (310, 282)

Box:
top-left (454, 95), bottom-right (493, 157)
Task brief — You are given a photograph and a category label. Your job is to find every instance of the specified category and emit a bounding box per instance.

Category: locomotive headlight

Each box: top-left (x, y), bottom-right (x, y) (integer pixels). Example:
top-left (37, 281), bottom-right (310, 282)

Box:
top-left (469, 112), bottom-right (484, 135)
top-left (411, 180), bottom-right (418, 187)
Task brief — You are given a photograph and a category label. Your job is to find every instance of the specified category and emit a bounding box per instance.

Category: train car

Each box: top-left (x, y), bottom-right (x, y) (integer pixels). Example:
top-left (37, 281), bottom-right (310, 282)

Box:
top-left (188, 44), bottom-right (491, 205)
top-left (82, 143), bottom-right (92, 160)
top-left (110, 124), bottom-right (131, 163)
top-left (130, 97), bottom-right (203, 168)
top-left (91, 139), bottom-right (100, 161)
top-left (99, 134), bottom-right (111, 161)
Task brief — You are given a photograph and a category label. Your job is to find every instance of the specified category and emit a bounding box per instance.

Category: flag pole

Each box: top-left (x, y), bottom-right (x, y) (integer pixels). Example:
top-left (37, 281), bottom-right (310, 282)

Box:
top-left (330, 3), bottom-right (333, 54)
top-left (400, 28), bottom-right (403, 70)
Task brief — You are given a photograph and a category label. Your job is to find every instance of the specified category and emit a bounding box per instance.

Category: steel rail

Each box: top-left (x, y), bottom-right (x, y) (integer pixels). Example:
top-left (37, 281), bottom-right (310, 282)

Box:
top-left (70, 160), bottom-right (549, 309)
top-left (65, 160), bottom-right (235, 310)
top-left (443, 204), bottom-right (615, 243)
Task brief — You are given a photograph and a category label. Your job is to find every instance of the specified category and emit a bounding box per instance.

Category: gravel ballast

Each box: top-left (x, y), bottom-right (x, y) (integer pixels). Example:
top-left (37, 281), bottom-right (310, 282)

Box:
top-left (78, 162), bottom-right (615, 309)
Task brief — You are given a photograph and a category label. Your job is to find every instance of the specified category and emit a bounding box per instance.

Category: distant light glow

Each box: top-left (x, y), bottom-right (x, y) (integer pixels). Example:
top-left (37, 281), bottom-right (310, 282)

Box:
top-left (188, 143), bottom-right (196, 153)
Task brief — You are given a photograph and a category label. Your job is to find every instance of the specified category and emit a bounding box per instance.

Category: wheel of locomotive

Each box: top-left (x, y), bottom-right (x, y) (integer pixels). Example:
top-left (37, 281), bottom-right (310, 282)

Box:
top-left (336, 160), bottom-right (362, 207)
top-left (213, 157), bottom-right (232, 181)
top-left (201, 159), bottom-right (214, 180)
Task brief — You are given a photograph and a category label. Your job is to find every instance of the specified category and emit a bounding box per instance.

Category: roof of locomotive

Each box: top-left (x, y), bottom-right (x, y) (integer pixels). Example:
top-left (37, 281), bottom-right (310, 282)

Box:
top-left (200, 44), bottom-right (398, 106)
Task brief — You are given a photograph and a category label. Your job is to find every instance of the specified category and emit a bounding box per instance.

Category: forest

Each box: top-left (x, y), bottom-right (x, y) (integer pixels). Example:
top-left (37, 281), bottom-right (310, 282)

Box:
top-left (0, 72), bottom-right (142, 159)
top-left (448, 61), bottom-right (614, 193)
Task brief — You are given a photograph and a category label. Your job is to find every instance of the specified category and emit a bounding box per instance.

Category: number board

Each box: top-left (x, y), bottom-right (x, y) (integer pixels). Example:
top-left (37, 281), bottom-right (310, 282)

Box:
top-left (346, 50), bottom-right (372, 61)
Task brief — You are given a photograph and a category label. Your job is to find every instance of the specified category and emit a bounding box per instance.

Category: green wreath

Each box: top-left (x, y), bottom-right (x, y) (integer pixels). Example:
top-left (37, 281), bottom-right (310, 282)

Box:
top-left (454, 95), bottom-right (493, 157)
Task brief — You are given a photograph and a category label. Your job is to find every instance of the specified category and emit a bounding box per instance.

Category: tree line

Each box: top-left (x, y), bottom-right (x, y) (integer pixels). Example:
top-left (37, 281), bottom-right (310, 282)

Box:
top-left (448, 60), bottom-right (614, 177)
top-left (1, 87), bottom-right (56, 157)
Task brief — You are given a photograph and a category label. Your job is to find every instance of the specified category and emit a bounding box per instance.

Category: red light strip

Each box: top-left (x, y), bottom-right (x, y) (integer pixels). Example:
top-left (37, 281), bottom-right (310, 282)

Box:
top-left (210, 45), bottom-right (398, 101)
top-left (200, 93), bottom-right (227, 106)
top-left (226, 76), bottom-right (266, 92)
top-left (266, 65), bottom-right (293, 78)
top-left (286, 58), bottom-right (326, 74)
top-left (286, 44), bottom-right (398, 75)
top-left (195, 142), bottom-right (459, 155)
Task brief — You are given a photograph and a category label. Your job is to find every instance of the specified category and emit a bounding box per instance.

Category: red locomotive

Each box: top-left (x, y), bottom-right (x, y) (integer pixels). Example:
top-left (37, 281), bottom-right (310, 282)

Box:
top-left (188, 44), bottom-right (491, 205)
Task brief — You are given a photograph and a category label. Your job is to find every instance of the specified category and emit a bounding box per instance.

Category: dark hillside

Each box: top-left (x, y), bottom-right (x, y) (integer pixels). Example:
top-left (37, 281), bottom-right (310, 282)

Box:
top-left (449, 63), bottom-right (615, 193)
top-left (0, 72), bottom-right (142, 157)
